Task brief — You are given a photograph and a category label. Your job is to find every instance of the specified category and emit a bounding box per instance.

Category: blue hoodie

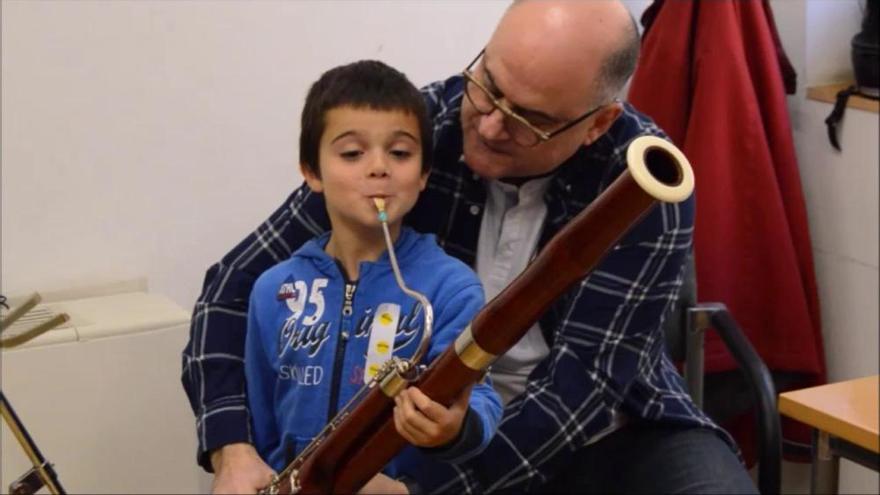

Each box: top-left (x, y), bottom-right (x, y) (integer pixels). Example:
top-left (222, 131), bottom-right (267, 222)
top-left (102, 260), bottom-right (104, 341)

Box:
top-left (245, 227), bottom-right (502, 476)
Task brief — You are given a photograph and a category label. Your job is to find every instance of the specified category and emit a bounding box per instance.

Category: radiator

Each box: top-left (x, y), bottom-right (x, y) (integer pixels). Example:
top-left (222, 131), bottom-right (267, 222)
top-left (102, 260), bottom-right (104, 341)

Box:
top-left (1, 287), bottom-right (210, 493)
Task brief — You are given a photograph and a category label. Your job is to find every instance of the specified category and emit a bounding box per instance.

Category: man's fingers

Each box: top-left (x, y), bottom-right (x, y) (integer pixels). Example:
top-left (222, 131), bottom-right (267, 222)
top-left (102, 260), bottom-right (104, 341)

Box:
top-left (261, 466), bottom-right (276, 485)
top-left (211, 444), bottom-right (276, 495)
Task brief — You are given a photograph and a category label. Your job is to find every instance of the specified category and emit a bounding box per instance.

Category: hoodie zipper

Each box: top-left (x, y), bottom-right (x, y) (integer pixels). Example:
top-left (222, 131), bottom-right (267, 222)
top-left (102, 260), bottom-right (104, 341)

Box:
top-left (327, 280), bottom-right (357, 422)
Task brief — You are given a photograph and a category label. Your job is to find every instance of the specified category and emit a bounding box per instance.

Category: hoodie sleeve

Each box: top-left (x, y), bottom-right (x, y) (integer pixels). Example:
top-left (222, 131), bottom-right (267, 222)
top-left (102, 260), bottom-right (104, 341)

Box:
top-left (421, 275), bottom-right (502, 464)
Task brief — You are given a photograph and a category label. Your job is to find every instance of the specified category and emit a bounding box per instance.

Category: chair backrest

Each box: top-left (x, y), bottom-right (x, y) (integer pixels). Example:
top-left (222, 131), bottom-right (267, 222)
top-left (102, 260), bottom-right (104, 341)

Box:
top-left (660, 253), bottom-right (782, 495)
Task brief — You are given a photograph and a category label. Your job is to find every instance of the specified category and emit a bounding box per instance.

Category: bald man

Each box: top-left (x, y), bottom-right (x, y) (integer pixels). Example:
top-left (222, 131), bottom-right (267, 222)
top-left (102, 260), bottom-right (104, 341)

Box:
top-left (182, 1), bottom-right (757, 493)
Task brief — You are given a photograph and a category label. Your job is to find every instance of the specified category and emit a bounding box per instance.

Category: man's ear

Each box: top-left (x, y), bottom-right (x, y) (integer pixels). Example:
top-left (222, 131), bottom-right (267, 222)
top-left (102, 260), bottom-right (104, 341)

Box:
top-left (582, 102), bottom-right (624, 147)
top-left (300, 162), bottom-right (323, 193)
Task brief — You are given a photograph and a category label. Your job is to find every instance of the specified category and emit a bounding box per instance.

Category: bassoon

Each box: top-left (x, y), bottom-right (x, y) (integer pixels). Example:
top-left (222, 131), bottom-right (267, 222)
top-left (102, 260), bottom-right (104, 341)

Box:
top-left (261, 135), bottom-right (695, 494)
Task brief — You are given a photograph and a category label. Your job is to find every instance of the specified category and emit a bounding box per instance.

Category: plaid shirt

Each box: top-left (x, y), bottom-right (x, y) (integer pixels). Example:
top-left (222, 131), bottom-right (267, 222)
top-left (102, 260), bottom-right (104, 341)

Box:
top-left (181, 75), bottom-right (732, 488)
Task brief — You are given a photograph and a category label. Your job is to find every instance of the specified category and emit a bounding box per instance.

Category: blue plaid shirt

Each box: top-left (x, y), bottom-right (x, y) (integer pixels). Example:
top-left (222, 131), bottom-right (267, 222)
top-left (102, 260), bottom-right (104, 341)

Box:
top-left (181, 75), bottom-right (732, 490)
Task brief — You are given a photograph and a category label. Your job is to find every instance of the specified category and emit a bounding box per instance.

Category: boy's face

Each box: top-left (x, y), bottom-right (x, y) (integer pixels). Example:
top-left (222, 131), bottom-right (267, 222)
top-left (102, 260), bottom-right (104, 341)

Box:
top-left (302, 106), bottom-right (428, 232)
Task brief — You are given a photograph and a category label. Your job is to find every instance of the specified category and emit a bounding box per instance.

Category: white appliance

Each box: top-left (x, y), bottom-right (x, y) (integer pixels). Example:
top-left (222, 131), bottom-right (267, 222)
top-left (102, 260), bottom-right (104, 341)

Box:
top-left (1, 284), bottom-right (211, 493)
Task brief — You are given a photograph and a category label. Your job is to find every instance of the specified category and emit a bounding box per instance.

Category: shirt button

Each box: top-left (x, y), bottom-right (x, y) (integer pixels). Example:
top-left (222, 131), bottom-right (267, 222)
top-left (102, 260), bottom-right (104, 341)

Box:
top-left (472, 173), bottom-right (480, 181)
top-left (469, 205), bottom-right (481, 215)
top-left (565, 184), bottom-right (573, 193)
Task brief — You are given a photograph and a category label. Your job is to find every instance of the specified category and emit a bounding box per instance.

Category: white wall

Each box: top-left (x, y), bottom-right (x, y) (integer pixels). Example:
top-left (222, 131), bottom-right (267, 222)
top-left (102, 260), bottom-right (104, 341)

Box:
top-left (1, 0), bottom-right (507, 309)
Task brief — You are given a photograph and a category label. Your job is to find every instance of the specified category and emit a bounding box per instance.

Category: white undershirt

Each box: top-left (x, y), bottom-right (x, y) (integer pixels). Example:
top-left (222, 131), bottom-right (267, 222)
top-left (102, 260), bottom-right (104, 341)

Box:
top-left (476, 177), bottom-right (553, 405)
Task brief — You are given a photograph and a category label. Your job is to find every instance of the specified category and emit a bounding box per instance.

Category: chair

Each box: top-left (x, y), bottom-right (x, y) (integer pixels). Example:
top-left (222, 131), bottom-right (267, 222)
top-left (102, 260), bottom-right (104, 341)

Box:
top-left (662, 254), bottom-right (782, 494)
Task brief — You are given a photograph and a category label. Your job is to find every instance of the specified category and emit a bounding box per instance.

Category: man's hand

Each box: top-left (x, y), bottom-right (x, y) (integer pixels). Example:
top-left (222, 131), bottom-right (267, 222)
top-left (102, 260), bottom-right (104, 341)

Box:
top-left (393, 385), bottom-right (472, 448)
top-left (210, 443), bottom-right (275, 495)
top-left (358, 473), bottom-right (409, 494)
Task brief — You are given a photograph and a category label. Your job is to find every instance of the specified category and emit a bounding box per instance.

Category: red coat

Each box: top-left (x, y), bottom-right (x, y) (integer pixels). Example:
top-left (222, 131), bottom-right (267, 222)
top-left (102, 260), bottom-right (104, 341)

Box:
top-left (629, 0), bottom-right (825, 383)
top-left (629, 0), bottom-right (826, 462)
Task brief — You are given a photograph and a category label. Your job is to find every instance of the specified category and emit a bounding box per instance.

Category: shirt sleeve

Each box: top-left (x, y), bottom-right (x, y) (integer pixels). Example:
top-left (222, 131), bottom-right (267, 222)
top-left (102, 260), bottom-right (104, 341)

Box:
top-left (415, 200), bottom-right (694, 493)
top-left (180, 185), bottom-right (330, 471)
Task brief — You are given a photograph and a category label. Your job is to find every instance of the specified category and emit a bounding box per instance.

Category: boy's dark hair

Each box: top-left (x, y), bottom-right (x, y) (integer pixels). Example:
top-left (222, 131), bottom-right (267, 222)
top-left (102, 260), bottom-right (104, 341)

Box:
top-left (299, 60), bottom-right (432, 177)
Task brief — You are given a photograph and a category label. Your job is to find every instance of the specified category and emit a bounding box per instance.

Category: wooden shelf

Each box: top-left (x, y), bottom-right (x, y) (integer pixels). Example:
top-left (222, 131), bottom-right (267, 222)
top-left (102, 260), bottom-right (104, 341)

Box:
top-left (807, 83), bottom-right (879, 113)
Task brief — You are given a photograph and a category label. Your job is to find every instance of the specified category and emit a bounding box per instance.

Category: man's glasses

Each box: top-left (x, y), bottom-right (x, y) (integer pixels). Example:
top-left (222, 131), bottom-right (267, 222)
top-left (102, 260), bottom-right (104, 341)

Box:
top-left (462, 49), bottom-right (611, 147)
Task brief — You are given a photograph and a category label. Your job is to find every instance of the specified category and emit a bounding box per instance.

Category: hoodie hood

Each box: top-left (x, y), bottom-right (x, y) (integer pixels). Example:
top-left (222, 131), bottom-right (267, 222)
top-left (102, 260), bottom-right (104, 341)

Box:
top-left (294, 227), bottom-right (430, 279)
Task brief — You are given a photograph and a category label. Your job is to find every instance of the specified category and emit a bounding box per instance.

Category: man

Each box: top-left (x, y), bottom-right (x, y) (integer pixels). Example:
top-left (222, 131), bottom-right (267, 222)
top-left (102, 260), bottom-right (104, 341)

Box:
top-left (182, 1), bottom-right (757, 493)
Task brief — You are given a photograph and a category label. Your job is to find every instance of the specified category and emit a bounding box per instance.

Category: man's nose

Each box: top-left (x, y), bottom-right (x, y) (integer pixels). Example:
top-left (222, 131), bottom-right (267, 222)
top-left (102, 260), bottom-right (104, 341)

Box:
top-left (476, 107), bottom-right (511, 141)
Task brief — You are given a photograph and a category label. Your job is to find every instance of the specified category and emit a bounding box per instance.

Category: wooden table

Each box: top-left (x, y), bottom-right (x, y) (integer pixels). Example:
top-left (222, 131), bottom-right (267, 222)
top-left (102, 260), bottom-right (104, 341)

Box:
top-left (779, 375), bottom-right (879, 494)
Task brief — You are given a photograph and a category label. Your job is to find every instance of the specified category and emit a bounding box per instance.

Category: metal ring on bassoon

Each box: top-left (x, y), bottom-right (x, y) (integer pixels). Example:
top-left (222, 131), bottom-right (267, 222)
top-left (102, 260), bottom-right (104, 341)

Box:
top-left (379, 370), bottom-right (409, 398)
top-left (454, 325), bottom-right (497, 371)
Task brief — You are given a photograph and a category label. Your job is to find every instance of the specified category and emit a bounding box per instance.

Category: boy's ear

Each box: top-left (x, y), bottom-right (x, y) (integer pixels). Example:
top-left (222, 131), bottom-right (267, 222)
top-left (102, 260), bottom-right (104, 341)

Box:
top-left (419, 169), bottom-right (430, 192)
top-left (300, 162), bottom-right (323, 193)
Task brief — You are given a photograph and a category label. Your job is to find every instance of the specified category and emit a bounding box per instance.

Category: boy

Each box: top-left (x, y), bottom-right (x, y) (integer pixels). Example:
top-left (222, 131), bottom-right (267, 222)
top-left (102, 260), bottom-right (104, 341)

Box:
top-left (244, 60), bottom-right (502, 491)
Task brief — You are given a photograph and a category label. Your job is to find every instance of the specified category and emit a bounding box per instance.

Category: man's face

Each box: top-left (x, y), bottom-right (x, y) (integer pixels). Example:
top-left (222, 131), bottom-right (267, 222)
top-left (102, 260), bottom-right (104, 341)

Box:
top-left (460, 49), bottom-right (602, 180)
top-left (303, 107), bottom-right (428, 233)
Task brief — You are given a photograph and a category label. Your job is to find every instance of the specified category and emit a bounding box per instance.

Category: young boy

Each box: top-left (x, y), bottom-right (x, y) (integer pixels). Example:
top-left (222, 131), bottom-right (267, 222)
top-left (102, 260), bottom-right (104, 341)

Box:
top-left (244, 60), bottom-right (502, 491)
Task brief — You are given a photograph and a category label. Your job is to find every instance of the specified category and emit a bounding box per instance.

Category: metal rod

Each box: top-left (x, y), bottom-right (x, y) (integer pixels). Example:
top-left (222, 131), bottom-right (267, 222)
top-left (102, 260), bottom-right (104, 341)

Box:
top-left (0, 392), bottom-right (65, 495)
top-left (373, 198), bottom-right (434, 366)
top-left (811, 430), bottom-right (840, 495)
top-left (828, 436), bottom-right (880, 471)
top-left (684, 307), bottom-right (707, 408)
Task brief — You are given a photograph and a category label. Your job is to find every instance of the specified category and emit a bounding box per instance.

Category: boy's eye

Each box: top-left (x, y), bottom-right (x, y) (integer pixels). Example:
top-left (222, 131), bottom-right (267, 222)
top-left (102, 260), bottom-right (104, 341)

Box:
top-left (340, 150), bottom-right (363, 160)
top-left (390, 149), bottom-right (413, 159)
